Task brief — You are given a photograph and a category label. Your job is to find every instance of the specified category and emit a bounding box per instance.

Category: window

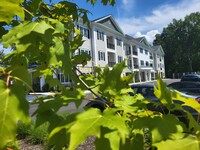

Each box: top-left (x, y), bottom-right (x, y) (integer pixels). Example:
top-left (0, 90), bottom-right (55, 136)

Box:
top-left (77, 25), bottom-right (90, 38)
top-left (116, 38), bottom-right (122, 46)
top-left (98, 51), bottom-right (105, 61)
top-left (118, 56), bottom-right (123, 63)
top-left (145, 50), bottom-right (148, 55)
top-left (97, 30), bottom-right (104, 41)
top-left (140, 60), bottom-right (144, 66)
top-left (128, 59), bottom-right (132, 68)
top-left (57, 71), bottom-right (70, 83)
top-left (126, 46), bottom-right (131, 55)
top-left (150, 53), bottom-right (153, 59)
top-left (146, 61), bottom-right (149, 66)
top-left (139, 48), bottom-right (143, 53)
top-left (77, 49), bottom-right (91, 56)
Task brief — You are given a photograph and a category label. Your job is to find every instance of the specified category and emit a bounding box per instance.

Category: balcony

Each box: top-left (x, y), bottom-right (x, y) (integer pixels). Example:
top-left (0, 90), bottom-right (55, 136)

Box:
top-left (108, 61), bottom-right (116, 67)
top-left (128, 65), bottom-right (132, 69)
top-left (107, 43), bottom-right (115, 49)
top-left (134, 64), bottom-right (139, 69)
top-left (132, 51), bottom-right (138, 56)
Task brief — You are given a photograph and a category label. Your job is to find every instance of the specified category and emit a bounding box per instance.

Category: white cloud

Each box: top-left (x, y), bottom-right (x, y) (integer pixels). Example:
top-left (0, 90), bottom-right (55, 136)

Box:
top-left (116, 0), bottom-right (200, 43)
top-left (134, 30), bottom-right (160, 45)
top-left (119, 0), bottom-right (135, 14)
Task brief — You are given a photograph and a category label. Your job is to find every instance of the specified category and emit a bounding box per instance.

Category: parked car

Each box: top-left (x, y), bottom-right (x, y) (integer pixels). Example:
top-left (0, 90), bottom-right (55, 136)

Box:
top-left (86, 84), bottom-right (200, 124)
top-left (168, 81), bottom-right (200, 95)
top-left (180, 74), bottom-right (200, 82)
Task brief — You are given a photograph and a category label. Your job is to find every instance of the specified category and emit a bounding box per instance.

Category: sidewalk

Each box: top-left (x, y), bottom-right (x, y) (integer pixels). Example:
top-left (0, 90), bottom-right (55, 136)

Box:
top-left (27, 91), bottom-right (93, 102)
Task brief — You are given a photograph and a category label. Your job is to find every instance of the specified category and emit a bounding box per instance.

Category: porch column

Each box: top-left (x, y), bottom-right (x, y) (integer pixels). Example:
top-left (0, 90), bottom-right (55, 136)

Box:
top-left (146, 71), bottom-right (149, 81)
top-left (139, 70), bottom-right (141, 82)
top-left (40, 75), bottom-right (45, 91)
top-left (149, 71), bottom-right (152, 81)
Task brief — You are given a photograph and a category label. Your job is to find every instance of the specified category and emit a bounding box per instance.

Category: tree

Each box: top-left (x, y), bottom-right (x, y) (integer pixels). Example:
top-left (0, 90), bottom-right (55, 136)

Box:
top-left (1, 1), bottom-right (200, 150)
top-left (0, 50), bottom-right (4, 65)
top-left (153, 12), bottom-right (200, 77)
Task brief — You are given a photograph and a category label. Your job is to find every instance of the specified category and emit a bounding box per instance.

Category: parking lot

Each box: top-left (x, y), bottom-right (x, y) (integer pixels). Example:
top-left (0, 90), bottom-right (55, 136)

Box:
top-left (27, 79), bottom-right (180, 117)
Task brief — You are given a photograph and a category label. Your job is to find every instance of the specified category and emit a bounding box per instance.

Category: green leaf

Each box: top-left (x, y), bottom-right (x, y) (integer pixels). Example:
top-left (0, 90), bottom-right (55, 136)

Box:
top-left (154, 77), bottom-right (173, 108)
top-left (23, 0), bottom-right (42, 20)
top-left (132, 114), bottom-right (186, 143)
top-left (3, 21), bottom-right (54, 49)
top-left (7, 65), bottom-right (31, 88)
top-left (153, 133), bottom-right (200, 150)
top-left (86, 0), bottom-right (115, 6)
top-left (97, 61), bottom-right (133, 100)
top-left (68, 108), bottom-right (129, 150)
top-left (48, 36), bottom-right (73, 75)
top-left (2, 21), bottom-right (54, 66)
top-left (0, 80), bottom-right (30, 148)
top-left (70, 32), bottom-right (84, 53)
top-left (95, 128), bottom-right (120, 150)
top-left (72, 52), bottom-right (91, 67)
top-left (102, 0), bottom-right (115, 5)
top-left (48, 113), bottom-right (78, 149)
top-left (120, 131), bottom-right (144, 150)
top-left (0, 0), bottom-right (24, 24)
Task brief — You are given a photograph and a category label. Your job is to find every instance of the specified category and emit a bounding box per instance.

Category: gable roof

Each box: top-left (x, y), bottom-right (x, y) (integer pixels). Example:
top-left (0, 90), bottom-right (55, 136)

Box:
top-left (125, 34), bottom-right (141, 45)
top-left (134, 37), bottom-right (144, 43)
top-left (135, 36), bottom-right (151, 48)
top-left (92, 15), bottom-right (124, 35)
top-left (125, 34), bottom-right (155, 52)
top-left (152, 45), bottom-right (165, 56)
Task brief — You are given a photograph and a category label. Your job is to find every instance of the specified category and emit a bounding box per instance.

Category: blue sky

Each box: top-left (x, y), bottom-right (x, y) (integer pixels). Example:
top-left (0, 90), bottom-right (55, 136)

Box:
top-left (65, 0), bottom-right (200, 43)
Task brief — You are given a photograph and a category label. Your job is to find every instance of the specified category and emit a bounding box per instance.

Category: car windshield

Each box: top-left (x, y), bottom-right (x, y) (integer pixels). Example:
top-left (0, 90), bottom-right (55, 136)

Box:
top-left (132, 87), bottom-right (155, 97)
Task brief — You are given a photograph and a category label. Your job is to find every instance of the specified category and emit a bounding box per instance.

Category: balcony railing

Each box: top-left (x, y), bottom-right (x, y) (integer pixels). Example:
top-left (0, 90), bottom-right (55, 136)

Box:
top-left (132, 51), bottom-right (138, 56)
top-left (134, 65), bottom-right (139, 69)
top-left (107, 43), bottom-right (115, 49)
top-left (108, 61), bottom-right (116, 67)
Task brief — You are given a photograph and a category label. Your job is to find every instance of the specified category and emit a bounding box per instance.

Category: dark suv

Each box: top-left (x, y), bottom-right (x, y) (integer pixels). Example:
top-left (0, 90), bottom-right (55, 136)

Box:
top-left (181, 74), bottom-right (200, 82)
top-left (168, 81), bottom-right (200, 95)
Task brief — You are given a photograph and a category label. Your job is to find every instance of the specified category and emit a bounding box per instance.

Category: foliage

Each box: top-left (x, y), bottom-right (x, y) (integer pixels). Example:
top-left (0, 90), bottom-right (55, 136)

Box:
top-left (153, 12), bottom-right (200, 77)
top-left (17, 121), bottom-right (30, 140)
top-left (17, 120), bottom-right (49, 144)
top-left (29, 121), bottom-right (49, 144)
top-left (0, 0), bottom-right (200, 150)
top-left (0, 50), bottom-right (5, 66)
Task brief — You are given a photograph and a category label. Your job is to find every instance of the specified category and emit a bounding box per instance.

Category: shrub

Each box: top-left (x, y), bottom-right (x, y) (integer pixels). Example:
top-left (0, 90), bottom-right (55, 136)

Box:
top-left (42, 83), bottom-right (50, 92)
top-left (28, 122), bottom-right (49, 145)
top-left (16, 121), bottom-right (30, 140)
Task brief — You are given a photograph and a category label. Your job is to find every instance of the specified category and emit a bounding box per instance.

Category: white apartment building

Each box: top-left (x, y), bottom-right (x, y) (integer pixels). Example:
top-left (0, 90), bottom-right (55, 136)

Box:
top-left (77, 15), bottom-right (165, 81)
top-left (30, 15), bottom-right (165, 91)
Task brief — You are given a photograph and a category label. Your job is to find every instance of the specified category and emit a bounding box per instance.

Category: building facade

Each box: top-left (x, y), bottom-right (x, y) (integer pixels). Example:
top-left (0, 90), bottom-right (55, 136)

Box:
top-left (76, 15), bottom-right (165, 81)
top-left (31, 15), bottom-right (165, 91)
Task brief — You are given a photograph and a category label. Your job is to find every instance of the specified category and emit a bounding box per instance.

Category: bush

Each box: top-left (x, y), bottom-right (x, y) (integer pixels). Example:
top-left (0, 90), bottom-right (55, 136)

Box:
top-left (28, 122), bottom-right (49, 145)
top-left (32, 82), bottom-right (41, 92)
top-left (17, 121), bottom-right (49, 145)
top-left (42, 83), bottom-right (50, 92)
top-left (16, 121), bottom-right (30, 140)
